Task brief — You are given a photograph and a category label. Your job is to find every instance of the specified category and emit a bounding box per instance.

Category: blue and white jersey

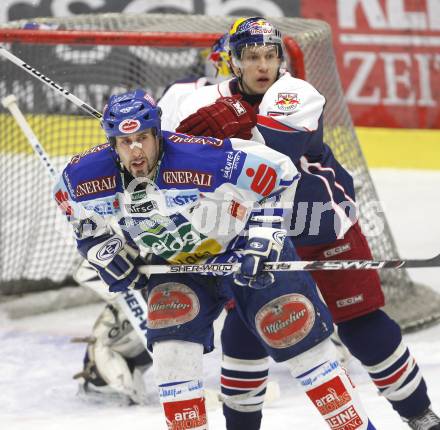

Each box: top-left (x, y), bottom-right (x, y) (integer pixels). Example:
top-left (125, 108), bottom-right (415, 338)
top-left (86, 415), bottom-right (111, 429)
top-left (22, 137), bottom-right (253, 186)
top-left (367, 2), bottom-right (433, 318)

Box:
top-left (176, 73), bottom-right (357, 246)
top-left (54, 132), bottom-right (298, 265)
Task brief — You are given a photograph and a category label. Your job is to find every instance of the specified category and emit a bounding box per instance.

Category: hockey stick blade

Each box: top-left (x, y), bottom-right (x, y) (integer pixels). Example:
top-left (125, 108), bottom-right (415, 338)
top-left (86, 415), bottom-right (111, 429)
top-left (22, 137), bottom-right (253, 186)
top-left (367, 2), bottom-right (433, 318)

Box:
top-left (138, 253), bottom-right (440, 276)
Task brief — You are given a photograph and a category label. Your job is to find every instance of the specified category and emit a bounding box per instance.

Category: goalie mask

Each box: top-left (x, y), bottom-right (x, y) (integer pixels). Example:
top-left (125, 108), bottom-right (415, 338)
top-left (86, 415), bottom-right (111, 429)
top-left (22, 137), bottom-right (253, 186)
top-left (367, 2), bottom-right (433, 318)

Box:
top-left (101, 89), bottom-right (162, 145)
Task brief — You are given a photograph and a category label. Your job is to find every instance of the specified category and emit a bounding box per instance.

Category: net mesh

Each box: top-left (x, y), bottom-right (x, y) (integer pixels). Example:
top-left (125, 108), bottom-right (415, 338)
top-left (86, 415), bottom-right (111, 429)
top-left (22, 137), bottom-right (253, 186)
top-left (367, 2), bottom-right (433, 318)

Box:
top-left (0, 13), bottom-right (439, 329)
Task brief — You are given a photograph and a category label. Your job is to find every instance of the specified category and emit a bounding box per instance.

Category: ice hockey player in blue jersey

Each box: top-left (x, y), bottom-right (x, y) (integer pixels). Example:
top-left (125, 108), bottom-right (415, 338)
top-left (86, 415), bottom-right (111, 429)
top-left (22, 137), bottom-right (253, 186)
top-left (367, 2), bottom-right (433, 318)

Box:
top-left (54, 89), bottom-right (377, 430)
top-left (70, 32), bottom-right (233, 406)
top-left (175, 16), bottom-right (440, 430)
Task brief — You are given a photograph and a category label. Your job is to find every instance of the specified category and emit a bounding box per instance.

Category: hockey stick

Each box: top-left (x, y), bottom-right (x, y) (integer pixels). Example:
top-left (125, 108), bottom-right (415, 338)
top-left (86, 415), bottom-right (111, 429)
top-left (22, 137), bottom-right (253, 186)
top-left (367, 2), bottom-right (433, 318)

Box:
top-left (3, 48), bottom-right (438, 276)
top-left (1, 94), bottom-right (149, 349)
top-left (137, 253), bottom-right (440, 276)
top-left (0, 45), bottom-right (102, 119)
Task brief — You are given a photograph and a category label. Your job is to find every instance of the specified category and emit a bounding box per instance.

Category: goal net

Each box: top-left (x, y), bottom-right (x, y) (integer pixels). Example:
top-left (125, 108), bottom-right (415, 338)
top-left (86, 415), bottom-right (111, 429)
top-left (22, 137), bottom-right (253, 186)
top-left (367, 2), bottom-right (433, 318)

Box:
top-left (0, 13), bottom-right (439, 330)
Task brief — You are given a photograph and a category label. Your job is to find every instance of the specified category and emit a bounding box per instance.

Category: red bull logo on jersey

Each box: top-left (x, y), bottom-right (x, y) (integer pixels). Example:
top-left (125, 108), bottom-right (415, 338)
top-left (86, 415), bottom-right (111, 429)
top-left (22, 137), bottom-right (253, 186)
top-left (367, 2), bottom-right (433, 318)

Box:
top-left (118, 118), bottom-right (141, 134)
top-left (255, 294), bottom-right (315, 348)
top-left (275, 92), bottom-right (300, 111)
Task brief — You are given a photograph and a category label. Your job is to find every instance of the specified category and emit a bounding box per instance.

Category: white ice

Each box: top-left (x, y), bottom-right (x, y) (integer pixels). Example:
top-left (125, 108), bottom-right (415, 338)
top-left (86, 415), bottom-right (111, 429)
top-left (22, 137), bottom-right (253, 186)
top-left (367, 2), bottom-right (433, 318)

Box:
top-left (1, 168), bottom-right (440, 429)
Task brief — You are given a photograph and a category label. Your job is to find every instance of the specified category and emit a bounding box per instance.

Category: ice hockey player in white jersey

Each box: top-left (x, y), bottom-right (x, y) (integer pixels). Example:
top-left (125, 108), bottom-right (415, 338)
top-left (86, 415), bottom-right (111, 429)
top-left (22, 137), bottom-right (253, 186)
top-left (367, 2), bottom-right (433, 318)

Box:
top-left (158, 32), bottom-right (231, 131)
top-left (175, 16), bottom-right (440, 430)
top-left (54, 89), bottom-right (377, 430)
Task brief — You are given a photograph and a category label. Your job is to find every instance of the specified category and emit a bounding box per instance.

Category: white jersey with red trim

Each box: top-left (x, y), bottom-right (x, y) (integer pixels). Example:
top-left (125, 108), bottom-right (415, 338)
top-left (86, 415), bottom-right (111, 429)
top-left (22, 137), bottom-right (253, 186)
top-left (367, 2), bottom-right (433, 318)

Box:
top-left (176, 73), bottom-right (357, 246)
top-left (158, 77), bottom-right (210, 132)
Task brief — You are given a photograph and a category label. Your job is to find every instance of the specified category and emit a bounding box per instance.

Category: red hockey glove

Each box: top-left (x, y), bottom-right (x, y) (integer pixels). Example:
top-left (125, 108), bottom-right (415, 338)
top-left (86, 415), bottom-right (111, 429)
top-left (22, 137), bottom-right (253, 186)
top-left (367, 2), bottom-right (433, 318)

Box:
top-left (176, 96), bottom-right (257, 140)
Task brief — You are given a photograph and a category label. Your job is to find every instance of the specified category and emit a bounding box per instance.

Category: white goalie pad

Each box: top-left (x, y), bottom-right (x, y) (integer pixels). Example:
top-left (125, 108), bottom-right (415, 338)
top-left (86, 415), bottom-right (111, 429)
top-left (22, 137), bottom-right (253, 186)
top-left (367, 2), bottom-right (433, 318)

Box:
top-left (75, 304), bottom-right (151, 405)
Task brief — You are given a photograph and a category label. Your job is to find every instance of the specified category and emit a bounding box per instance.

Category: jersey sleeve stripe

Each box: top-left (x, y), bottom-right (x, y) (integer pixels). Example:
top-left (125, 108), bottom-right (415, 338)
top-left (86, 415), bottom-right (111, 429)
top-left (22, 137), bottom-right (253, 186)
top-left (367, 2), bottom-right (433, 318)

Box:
top-left (256, 114), bottom-right (301, 132)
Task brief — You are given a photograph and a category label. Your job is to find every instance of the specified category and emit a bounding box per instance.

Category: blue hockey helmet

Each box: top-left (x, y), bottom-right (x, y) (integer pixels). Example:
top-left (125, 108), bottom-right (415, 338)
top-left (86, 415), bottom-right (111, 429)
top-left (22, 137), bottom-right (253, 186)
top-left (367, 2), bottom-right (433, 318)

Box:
top-left (229, 17), bottom-right (284, 61)
top-left (101, 89), bottom-right (161, 141)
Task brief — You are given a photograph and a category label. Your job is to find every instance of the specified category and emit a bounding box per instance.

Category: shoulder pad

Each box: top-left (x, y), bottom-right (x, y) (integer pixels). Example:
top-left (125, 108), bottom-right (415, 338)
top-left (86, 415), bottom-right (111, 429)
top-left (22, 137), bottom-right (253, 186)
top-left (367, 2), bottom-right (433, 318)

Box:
top-left (259, 74), bottom-right (325, 131)
top-left (62, 144), bottom-right (121, 202)
top-left (163, 131), bottom-right (226, 150)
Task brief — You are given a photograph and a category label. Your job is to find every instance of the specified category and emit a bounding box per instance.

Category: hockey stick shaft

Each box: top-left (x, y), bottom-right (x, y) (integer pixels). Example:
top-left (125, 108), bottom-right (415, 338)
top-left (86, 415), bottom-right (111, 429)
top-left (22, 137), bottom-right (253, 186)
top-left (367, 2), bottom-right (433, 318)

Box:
top-left (0, 45), bottom-right (102, 119)
top-left (1, 94), bottom-right (148, 348)
top-left (3, 48), bottom-right (438, 277)
top-left (2, 94), bottom-right (58, 178)
top-left (138, 253), bottom-right (440, 276)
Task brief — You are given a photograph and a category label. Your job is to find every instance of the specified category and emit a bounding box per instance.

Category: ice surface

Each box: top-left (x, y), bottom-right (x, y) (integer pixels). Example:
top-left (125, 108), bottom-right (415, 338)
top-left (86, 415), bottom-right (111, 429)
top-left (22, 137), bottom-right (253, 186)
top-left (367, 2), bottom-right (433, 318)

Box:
top-left (1, 169), bottom-right (440, 429)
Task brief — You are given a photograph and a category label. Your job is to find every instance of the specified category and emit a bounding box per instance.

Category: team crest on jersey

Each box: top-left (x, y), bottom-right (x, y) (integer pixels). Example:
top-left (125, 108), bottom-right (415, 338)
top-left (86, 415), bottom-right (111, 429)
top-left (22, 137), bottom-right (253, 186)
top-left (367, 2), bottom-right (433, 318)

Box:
top-left (255, 294), bottom-right (315, 349)
top-left (118, 118), bottom-right (141, 134)
top-left (274, 92), bottom-right (299, 111)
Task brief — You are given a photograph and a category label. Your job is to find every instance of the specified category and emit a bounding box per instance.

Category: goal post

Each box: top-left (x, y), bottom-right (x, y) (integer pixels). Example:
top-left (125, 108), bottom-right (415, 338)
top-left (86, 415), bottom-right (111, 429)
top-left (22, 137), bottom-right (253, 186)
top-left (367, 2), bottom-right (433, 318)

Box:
top-left (0, 13), bottom-right (439, 330)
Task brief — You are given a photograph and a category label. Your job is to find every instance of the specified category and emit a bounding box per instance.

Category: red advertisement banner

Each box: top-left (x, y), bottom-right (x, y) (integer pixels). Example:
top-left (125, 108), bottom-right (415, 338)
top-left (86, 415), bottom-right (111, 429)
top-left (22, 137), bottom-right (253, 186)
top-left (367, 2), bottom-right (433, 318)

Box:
top-left (302, 0), bottom-right (440, 128)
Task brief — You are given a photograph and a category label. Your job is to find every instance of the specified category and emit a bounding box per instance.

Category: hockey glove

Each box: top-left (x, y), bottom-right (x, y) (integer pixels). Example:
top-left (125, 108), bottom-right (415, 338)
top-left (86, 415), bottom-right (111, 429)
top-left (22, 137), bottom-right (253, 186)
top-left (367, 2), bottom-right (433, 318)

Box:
top-left (78, 234), bottom-right (147, 293)
top-left (176, 96), bottom-right (257, 140)
top-left (234, 226), bottom-right (286, 289)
